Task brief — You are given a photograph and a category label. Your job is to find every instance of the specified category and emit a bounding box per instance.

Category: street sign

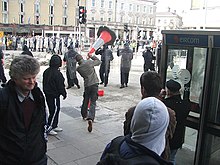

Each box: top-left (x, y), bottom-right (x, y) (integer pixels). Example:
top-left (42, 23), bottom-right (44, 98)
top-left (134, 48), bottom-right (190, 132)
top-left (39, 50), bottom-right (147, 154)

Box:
top-left (0, 31), bottom-right (4, 38)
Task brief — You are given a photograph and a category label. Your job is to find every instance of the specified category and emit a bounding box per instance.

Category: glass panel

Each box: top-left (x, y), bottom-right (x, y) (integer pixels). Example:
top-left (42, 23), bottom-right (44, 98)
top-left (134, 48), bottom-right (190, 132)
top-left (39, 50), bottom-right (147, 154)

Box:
top-left (189, 48), bottom-right (207, 105)
top-left (208, 48), bottom-right (220, 124)
top-left (166, 47), bottom-right (207, 115)
top-left (166, 48), bottom-right (188, 98)
top-left (202, 133), bottom-right (220, 165)
top-left (176, 127), bottom-right (197, 164)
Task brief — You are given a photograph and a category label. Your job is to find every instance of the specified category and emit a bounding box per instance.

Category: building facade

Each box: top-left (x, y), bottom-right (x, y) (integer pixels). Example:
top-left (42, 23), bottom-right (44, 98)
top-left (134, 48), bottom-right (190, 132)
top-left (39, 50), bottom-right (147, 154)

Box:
top-left (85, 0), bottom-right (158, 43)
top-left (0, 0), bottom-right (81, 37)
top-left (155, 10), bottom-right (183, 40)
top-left (0, 0), bottom-right (158, 44)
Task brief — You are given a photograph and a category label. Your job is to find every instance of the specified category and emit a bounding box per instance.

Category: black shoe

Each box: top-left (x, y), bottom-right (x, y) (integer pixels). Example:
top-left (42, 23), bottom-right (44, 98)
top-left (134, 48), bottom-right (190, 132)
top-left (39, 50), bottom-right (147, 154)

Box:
top-left (88, 120), bottom-right (93, 132)
top-left (125, 84), bottom-right (128, 87)
top-left (77, 85), bottom-right (80, 89)
top-left (99, 82), bottom-right (104, 85)
top-left (66, 86), bottom-right (71, 89)
top-left (104, 84), bottom-right (107, 87)
top-left (120, 85), bottom-right (125, 89)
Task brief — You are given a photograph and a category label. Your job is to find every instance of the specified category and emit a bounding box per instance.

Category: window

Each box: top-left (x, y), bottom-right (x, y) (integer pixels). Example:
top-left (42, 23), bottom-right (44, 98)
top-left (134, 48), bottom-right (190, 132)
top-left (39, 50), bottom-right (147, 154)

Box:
top-left (109, 1), bottom-right (112, 9)
top-left (50, 5), bottom-right (54, 15)
top-left (20, 15), bottom-right (24, 24)
top-left (149, 6), bottom-right (153, 13)
top-left (129, 4), bottom-right (132, 11)
top-left (2, 13), bottom-right (8, 23)
top-left (92, 0), bottom-right (95, 7)
top-left (91, 17), bottom-right (94, 21)
top-left (20, 3), bottom-right (24, 12)
top-left (49, 16), bottom-right (53, 25)
top-left (137, 5), bottom-right (140, 12)
top-left (144, 6), bottom-right (146, 12)
top-left (35, 3), bottom-right (40, 14)
top-left (36, 16), bottom-right (39, 24)
top-left (2, 1), bottom-right (8, 12)
top-left (101, 0), bottom-right (104, 8)
top-left (63, 6), bottom-right (67, 16)
top-left (63, 17), bottom-right (67, 25)
top-left (121, 3), bottom-right (124, 10)
top-left (108, 17), bottom-right (111, 21)
top-left (101, 17), bottom-right (104, 21)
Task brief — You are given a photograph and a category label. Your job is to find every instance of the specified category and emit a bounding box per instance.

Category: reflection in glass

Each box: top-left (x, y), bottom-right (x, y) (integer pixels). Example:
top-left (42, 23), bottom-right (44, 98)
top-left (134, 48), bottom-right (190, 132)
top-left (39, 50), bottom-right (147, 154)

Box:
top-left (190, 48), bottom-right (207, 104)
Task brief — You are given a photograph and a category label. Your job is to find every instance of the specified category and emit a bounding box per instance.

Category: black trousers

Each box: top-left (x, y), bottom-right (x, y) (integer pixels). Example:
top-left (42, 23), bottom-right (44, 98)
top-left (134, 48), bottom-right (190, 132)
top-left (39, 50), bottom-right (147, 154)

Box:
top-left (45, 95), bottom-right (60, 129)
top-left (99, 62), bottom-right (110, 85)
top-left (120, 71), bottom-right (129, 86)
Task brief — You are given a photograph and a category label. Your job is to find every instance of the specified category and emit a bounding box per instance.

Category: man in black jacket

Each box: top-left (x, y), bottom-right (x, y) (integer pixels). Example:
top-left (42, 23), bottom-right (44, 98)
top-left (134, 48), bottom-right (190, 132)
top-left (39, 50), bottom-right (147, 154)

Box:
top-left (0, 55), bottom-right (47, 165)
top-left (164, 79), bottom-right (191, 165)
top-left (95, 44), bottom-right (113, 87)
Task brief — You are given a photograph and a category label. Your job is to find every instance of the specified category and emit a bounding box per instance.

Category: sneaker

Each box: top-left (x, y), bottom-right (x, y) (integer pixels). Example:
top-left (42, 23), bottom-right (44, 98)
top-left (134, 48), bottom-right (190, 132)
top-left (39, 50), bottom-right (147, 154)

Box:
top-left (53, 127), bottom-right (63, 132)
top-left (88, 120), bottom-right (93, 132)
top-left (48, 130), bottom-right (57, 136)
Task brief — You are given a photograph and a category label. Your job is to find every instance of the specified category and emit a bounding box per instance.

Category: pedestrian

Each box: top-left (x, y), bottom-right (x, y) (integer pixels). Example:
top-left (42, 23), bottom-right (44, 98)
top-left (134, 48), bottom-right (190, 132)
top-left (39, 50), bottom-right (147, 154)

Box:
top-left (63, 44), bottom-right (80, 89)
top-left (163, 79), bottom-right (191, 165)
top-left (75, 53), bottom-right (101, 132)
top-left (95, 44), bottom-right (114, 87)
top-left (117, 43), bottom-right (133, 88)
top-left (156, 42), bottom-right (162, 72)
top-left (0, 55), bottom-right (48, 164)
top-left (0, 47), bottom-right (7, 86)
top-left (142, 46), bottom-right (154, 72)
top-left (97, 97), bottom-right (172, 165)
top-left (43, 54), bottom-right (67, 136)
top-left (21, 44), bottom-right (34, 57)
top-left (123, 71), bottom-right (176, 160)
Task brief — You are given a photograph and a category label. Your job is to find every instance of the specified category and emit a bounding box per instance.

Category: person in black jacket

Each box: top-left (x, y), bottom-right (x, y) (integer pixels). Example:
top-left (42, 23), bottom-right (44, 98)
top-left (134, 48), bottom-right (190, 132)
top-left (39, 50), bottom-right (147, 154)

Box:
top-left (43, 54), bottom-right (67, 136)
top-left (163, 79), bottom-right (191, 165)
top-left (142, 46), bottom-right (154, 72)
top-left (95, 44), bottom-right (114, 87)
top-left (0, 55), bottom-right (47, 165)
top-left (21, 44), bottom-right (34, 57)
top-left (63, 44), bottom-right (80, 89)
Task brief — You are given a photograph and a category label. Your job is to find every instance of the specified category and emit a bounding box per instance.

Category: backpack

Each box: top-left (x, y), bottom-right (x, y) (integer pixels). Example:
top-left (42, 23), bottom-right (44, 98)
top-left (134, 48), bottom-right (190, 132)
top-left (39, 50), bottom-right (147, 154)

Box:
top-left (97, 136), bottom-right (172, 165)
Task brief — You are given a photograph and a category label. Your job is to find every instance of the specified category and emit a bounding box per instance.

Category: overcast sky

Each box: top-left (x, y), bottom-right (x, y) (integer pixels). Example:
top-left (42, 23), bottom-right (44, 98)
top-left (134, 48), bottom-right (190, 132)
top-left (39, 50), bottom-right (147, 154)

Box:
top-left (157, 0), bottom-right (191, 14)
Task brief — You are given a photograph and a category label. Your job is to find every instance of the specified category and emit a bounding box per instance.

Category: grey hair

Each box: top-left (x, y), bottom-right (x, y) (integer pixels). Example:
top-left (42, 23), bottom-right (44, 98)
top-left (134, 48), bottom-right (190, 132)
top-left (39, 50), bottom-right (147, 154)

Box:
top-left (9, 55), bottom-right (40, 79)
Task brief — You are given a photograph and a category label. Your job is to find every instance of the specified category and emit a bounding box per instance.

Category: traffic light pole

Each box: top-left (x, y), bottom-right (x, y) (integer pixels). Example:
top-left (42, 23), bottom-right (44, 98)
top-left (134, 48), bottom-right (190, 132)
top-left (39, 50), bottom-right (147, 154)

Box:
top-left (79, 23), bottom-right (82, 54)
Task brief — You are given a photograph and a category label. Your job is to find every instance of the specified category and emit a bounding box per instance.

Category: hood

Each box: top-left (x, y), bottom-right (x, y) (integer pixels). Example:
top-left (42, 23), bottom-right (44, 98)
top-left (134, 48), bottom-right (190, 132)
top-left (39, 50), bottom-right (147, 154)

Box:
top-left (49, 55), bottom-right (62, 68)
top-left (130, 97), bottom-right (169, 155)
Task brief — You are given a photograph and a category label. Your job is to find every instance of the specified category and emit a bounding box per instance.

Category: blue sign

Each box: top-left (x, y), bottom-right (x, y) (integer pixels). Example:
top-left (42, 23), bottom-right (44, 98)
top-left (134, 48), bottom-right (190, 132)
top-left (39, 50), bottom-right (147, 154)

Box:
top-left (214, 36), bottom-right (220, 48)
top-left (165, 34), bottom-right (208, 47)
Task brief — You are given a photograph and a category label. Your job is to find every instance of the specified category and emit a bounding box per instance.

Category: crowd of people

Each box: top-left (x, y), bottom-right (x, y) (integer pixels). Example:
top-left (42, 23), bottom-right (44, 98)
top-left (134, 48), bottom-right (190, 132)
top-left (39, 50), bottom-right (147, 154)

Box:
top-left (0, 34), bottom-right (190, 165)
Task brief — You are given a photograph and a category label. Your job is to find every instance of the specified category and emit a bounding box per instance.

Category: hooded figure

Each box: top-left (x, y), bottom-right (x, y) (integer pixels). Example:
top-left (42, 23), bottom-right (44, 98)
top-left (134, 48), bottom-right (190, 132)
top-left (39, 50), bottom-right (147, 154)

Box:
top-left (21, 44), bottom-right (33, 57)
top-left (98, 97), bottom-right (171, 165)
top-left (63, 44), bottom-right (80, 89)
top-left (43, 54), bottom-right (67, 136)
top-left (130, 97), bottom-right (169, 156)
top-left (117, 43), bottom-right (133, 88)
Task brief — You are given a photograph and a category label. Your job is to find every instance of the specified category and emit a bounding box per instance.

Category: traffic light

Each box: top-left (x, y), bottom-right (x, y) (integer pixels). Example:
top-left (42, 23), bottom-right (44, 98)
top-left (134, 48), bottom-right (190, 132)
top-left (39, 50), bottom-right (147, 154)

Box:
top-left (124, 24), bottom-right (128, 32)
top-left (79, 6), bottom-right (86, 24)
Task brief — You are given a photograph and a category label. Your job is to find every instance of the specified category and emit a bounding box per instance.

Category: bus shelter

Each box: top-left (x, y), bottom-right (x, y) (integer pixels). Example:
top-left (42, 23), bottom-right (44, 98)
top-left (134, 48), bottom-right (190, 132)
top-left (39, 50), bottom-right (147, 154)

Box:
top-left (160, 30), bottom-right (220, 165)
